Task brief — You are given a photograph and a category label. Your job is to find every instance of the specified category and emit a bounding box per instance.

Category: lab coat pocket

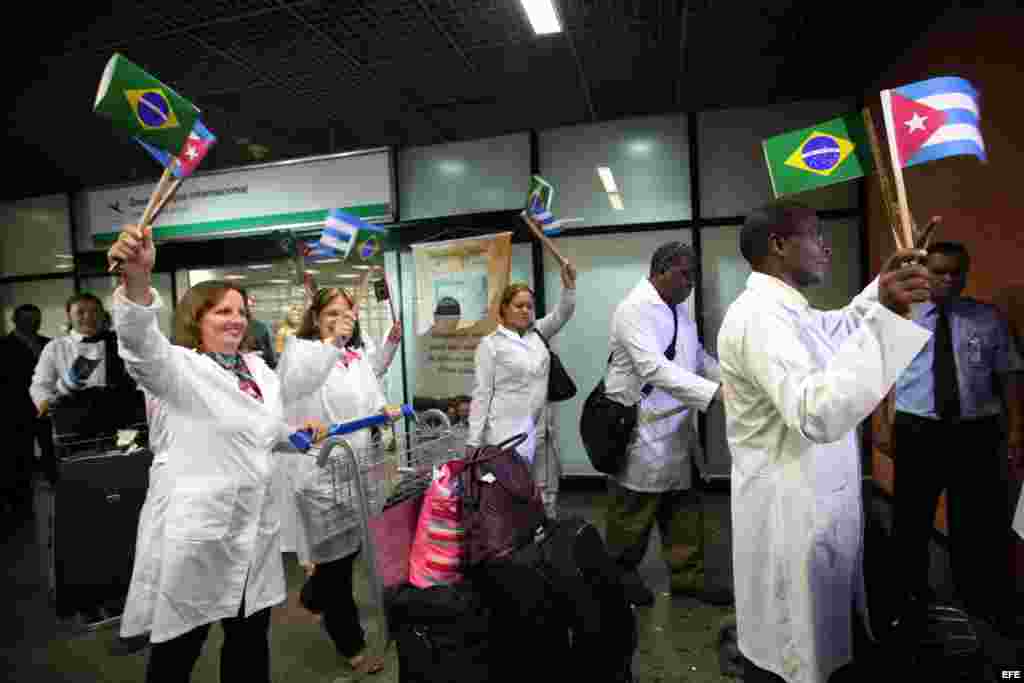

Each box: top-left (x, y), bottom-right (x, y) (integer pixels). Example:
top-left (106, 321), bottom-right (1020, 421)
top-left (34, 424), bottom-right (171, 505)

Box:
top-left (166, 482), bottom-right (238, 542)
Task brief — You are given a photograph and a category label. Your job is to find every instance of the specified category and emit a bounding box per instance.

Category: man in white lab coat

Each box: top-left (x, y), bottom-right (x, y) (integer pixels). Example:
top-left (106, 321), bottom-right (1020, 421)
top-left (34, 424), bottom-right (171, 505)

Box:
top-left (718, 202), bottom-right (933, 683)
top-left (603, 241), bottom-right (724, 607)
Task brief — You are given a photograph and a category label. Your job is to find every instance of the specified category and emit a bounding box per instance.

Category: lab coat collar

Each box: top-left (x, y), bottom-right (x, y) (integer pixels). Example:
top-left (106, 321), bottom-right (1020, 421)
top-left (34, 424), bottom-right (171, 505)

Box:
top-left (746, 272), bottom-right (810, 312)
top-left (496, 324), bottom-right (532, 342)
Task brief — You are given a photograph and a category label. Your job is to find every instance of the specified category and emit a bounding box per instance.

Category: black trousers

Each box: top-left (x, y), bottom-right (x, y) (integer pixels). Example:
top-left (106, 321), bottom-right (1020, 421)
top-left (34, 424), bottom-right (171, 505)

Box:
top-left (145, 605), bottom-right (272, 683)
top-left (314, 551), bottom-right (366, 658)
top-left (892, 412), bottom-right (1009, 617)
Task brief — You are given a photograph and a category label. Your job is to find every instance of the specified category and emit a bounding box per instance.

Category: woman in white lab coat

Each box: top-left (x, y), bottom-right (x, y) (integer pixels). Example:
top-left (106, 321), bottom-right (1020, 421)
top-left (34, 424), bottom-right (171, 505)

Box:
top-left (467, 259), bottom-right (577, 518)
top-left (107, 225), bottom-right (341, 683)
top-left (280, 286), bottom-right (400, 676)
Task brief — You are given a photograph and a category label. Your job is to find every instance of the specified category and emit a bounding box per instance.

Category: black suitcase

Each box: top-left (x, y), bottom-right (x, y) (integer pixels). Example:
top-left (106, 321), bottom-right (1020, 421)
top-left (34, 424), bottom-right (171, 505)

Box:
top-left (485, 517), bottom-right (637, 683)
top-left (53, 450), bottom-right (153, 618)
top-left (386, 580), bottom-right (492, 683)
top-left (902, 604), bottom-right (992, 682)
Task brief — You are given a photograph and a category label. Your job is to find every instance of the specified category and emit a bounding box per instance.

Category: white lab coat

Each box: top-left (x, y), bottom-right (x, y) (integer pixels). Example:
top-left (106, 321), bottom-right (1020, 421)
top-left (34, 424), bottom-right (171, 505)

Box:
top-left (468, 288), bottom-right (575, 463)
top-left (605, 279), bottom-right (720, 492)
top-left (717, 273), bottom-right (931, 683)
top-left (114, 287), bottom-right (341, 643)
top-left (29, 333), bottom-right (109, 408)
top-left (278, 345), bottom-right (386, 564)
top-left (1014, 487), bottom-right (1024, 541)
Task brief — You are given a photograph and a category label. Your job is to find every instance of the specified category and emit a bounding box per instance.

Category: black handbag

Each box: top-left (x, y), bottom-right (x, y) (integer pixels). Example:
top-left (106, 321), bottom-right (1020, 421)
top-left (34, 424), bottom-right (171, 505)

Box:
top-left (535, 330), bottom-right (577, 402)
top-left (580, 311), bottom-right (678, 475)
top-left (579, 374), bottom-right (637, 475)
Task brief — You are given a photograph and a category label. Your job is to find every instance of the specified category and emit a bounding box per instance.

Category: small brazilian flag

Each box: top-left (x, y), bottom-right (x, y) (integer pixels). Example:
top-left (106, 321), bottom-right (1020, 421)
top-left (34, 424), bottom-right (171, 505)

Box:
top-left (762, 112), bottom-right (873, 198)
top-left (94, 53), bottom-right (200, 156)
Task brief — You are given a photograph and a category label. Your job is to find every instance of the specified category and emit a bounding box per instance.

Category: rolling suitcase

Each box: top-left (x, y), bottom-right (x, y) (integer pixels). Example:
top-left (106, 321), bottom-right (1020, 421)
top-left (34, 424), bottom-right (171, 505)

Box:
top-left (53, 450), bottom-right (153, 618)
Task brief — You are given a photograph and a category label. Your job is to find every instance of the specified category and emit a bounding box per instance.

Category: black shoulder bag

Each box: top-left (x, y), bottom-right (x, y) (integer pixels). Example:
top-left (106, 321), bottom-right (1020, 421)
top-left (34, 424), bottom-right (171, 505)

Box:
top-left (535, 329), bottom-right (577, 402)
top-left (579, 306), bottom-right (678, 475)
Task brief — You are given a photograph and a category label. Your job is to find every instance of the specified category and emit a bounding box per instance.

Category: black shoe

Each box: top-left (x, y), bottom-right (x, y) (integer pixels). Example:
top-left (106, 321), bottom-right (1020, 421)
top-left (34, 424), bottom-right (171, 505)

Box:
top-left (620, 572), bottom-right (655, 607)
top-left (109, 634), bottom-right (150, 656)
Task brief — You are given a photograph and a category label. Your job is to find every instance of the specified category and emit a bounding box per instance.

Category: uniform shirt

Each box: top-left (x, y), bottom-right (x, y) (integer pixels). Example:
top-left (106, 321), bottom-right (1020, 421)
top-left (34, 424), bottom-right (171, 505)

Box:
top-left (468, 288), bottom-right (575, 463)
top-left (895, 297), bottom-right (1023, 420)
top-left (29, 332), bottom-right (109, 408)
top-left (605, 278), bottom-right (720, 492)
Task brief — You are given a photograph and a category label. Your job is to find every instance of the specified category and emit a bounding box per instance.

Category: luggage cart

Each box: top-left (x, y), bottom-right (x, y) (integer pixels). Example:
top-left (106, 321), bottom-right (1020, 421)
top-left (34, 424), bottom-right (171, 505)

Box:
top-left (46, 388), bottom-right (150, 632)
top-left (302, 408), bottom-right (468, 648)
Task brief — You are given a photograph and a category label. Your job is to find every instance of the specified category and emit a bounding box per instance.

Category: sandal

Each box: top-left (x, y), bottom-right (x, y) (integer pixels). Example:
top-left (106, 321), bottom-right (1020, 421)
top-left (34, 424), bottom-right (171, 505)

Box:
top-left (348, 652), bottom-right (384, 675)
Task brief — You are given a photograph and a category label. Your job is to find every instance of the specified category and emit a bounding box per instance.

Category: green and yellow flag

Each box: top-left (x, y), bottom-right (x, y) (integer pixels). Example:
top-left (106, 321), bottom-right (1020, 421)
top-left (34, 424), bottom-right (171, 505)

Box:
top-left (762, 113), bottom-right (873, 197)
top-left (94, 53), bottom-right (200, 155)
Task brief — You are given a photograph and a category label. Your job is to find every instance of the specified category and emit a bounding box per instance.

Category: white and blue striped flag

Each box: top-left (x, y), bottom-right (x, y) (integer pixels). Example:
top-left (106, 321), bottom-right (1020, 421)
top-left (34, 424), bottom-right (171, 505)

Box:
top-left (320, 209), bottom-right (388, 264)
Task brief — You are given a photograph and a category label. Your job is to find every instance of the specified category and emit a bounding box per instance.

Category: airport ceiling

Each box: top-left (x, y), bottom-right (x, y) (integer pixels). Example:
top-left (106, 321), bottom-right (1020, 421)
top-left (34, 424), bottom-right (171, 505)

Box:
top-left (3, 0), bottom-right (977, 201)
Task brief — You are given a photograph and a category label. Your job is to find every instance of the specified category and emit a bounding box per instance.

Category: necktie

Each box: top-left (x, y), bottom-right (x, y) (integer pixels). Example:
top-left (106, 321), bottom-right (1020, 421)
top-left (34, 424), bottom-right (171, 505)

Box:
top-left (933, 305), bottom-right (960, 419)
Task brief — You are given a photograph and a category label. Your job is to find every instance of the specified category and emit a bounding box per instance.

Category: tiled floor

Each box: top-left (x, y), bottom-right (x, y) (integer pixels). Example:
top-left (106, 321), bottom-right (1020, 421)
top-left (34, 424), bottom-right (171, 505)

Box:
top-left (3, 478), bottom-right (1021, 682)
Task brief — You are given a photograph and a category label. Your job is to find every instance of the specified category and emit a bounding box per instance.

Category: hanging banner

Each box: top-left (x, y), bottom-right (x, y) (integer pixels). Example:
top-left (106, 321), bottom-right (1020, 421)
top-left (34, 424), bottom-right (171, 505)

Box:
top-left (410, 232), bottom-right (512, 406)
top-left (76, 148), bottom-right (392, 248)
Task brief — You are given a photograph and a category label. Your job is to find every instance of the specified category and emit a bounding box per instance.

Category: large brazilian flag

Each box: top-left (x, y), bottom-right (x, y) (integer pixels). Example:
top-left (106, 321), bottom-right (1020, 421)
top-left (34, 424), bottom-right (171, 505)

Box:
top-left (94, 53), bottom-right (200, 156)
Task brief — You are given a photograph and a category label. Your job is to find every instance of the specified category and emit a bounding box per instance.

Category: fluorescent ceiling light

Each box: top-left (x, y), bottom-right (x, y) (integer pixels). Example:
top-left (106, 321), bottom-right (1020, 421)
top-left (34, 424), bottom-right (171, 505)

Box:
top-left (268, 279), bottom-right (292, 284)
top-left (55, 253), bottom-right (74, 259)
top-left (315, 258), bottom-right (342, 264)
top-left (55, 264), bottom-right (73, 269)
top-left (597, 166), bottom-right (618, 194)
top-left (223, 274), bottom-right (247, 280)
top-left (305, 269), bottom-right (319, 275)
top-left (352, 265), bottom-right (372, 270)
top-left (608, 193), bottom-right (625, 211)
top-left (521, 0), bottom-right (561, 35)
top-left (247, 264), bottom-right (274, 270)
top-left (336, 274), bottom-right (361, 279)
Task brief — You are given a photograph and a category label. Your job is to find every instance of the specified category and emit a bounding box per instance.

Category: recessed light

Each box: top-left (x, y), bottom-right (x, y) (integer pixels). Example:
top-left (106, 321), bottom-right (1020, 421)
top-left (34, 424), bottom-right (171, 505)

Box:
top-left (597, 167), bottom-right (619, 194)
top-left (520, 0), bottom-right (561, 35)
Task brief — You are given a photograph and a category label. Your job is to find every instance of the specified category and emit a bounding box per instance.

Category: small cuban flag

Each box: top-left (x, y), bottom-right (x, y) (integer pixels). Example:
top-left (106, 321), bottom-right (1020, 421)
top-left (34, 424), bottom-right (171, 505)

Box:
top-left (880, 76), bottom-right (986, 168)
top-left (135, 120), bottom-right (216, 178)
top-left (321, 209), bottom-right (389, 264)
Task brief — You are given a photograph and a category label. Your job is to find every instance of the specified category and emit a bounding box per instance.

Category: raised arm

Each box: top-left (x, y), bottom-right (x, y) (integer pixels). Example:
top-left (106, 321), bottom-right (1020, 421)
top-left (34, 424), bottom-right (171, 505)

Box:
top-left (275, 335), bottom-right (344, 406)
top-left (534, 261), bottom-right (577, 341)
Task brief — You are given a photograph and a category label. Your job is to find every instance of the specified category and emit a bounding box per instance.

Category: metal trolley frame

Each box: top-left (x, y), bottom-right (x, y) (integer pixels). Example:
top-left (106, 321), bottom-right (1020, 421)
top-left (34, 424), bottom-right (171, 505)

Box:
top-left (306, 408), bottom-right (467, 647)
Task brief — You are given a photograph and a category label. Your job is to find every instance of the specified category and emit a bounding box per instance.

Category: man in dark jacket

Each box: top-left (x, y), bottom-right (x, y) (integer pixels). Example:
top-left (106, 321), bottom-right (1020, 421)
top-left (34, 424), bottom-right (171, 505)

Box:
top-left (0, 304), bottom-right (53, 519)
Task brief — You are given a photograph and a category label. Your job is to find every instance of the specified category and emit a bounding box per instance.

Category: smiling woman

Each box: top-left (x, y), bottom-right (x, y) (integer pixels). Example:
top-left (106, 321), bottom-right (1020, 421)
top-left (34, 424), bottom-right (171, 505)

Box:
top-left (105, 224), bottom-right (347, 683)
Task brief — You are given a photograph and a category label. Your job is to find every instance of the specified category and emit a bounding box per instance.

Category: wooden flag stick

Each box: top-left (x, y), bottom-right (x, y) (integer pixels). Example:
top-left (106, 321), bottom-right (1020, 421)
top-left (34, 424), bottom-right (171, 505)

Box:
top-left (878, 90), bottom-right (916, 250)
top-left (520, 212), bottom-right (568, 267)
top-left (862, 108), bottom-right (904, 250)
top-left (148, 176), bottom-right (184, 227)
top-left (108, 163), bottom-right (178, 272)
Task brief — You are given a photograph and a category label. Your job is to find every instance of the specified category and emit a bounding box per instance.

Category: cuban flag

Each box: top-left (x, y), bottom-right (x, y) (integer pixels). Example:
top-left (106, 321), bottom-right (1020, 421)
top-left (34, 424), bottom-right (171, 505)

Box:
top-left (880, 76), bottom-right (985, 168)
top-left (135, 119), bottom-right (216, 178)
top-left (321, 209), bottom-right (387, 261)
top-left (527, 194), bottom-right (561, 235)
